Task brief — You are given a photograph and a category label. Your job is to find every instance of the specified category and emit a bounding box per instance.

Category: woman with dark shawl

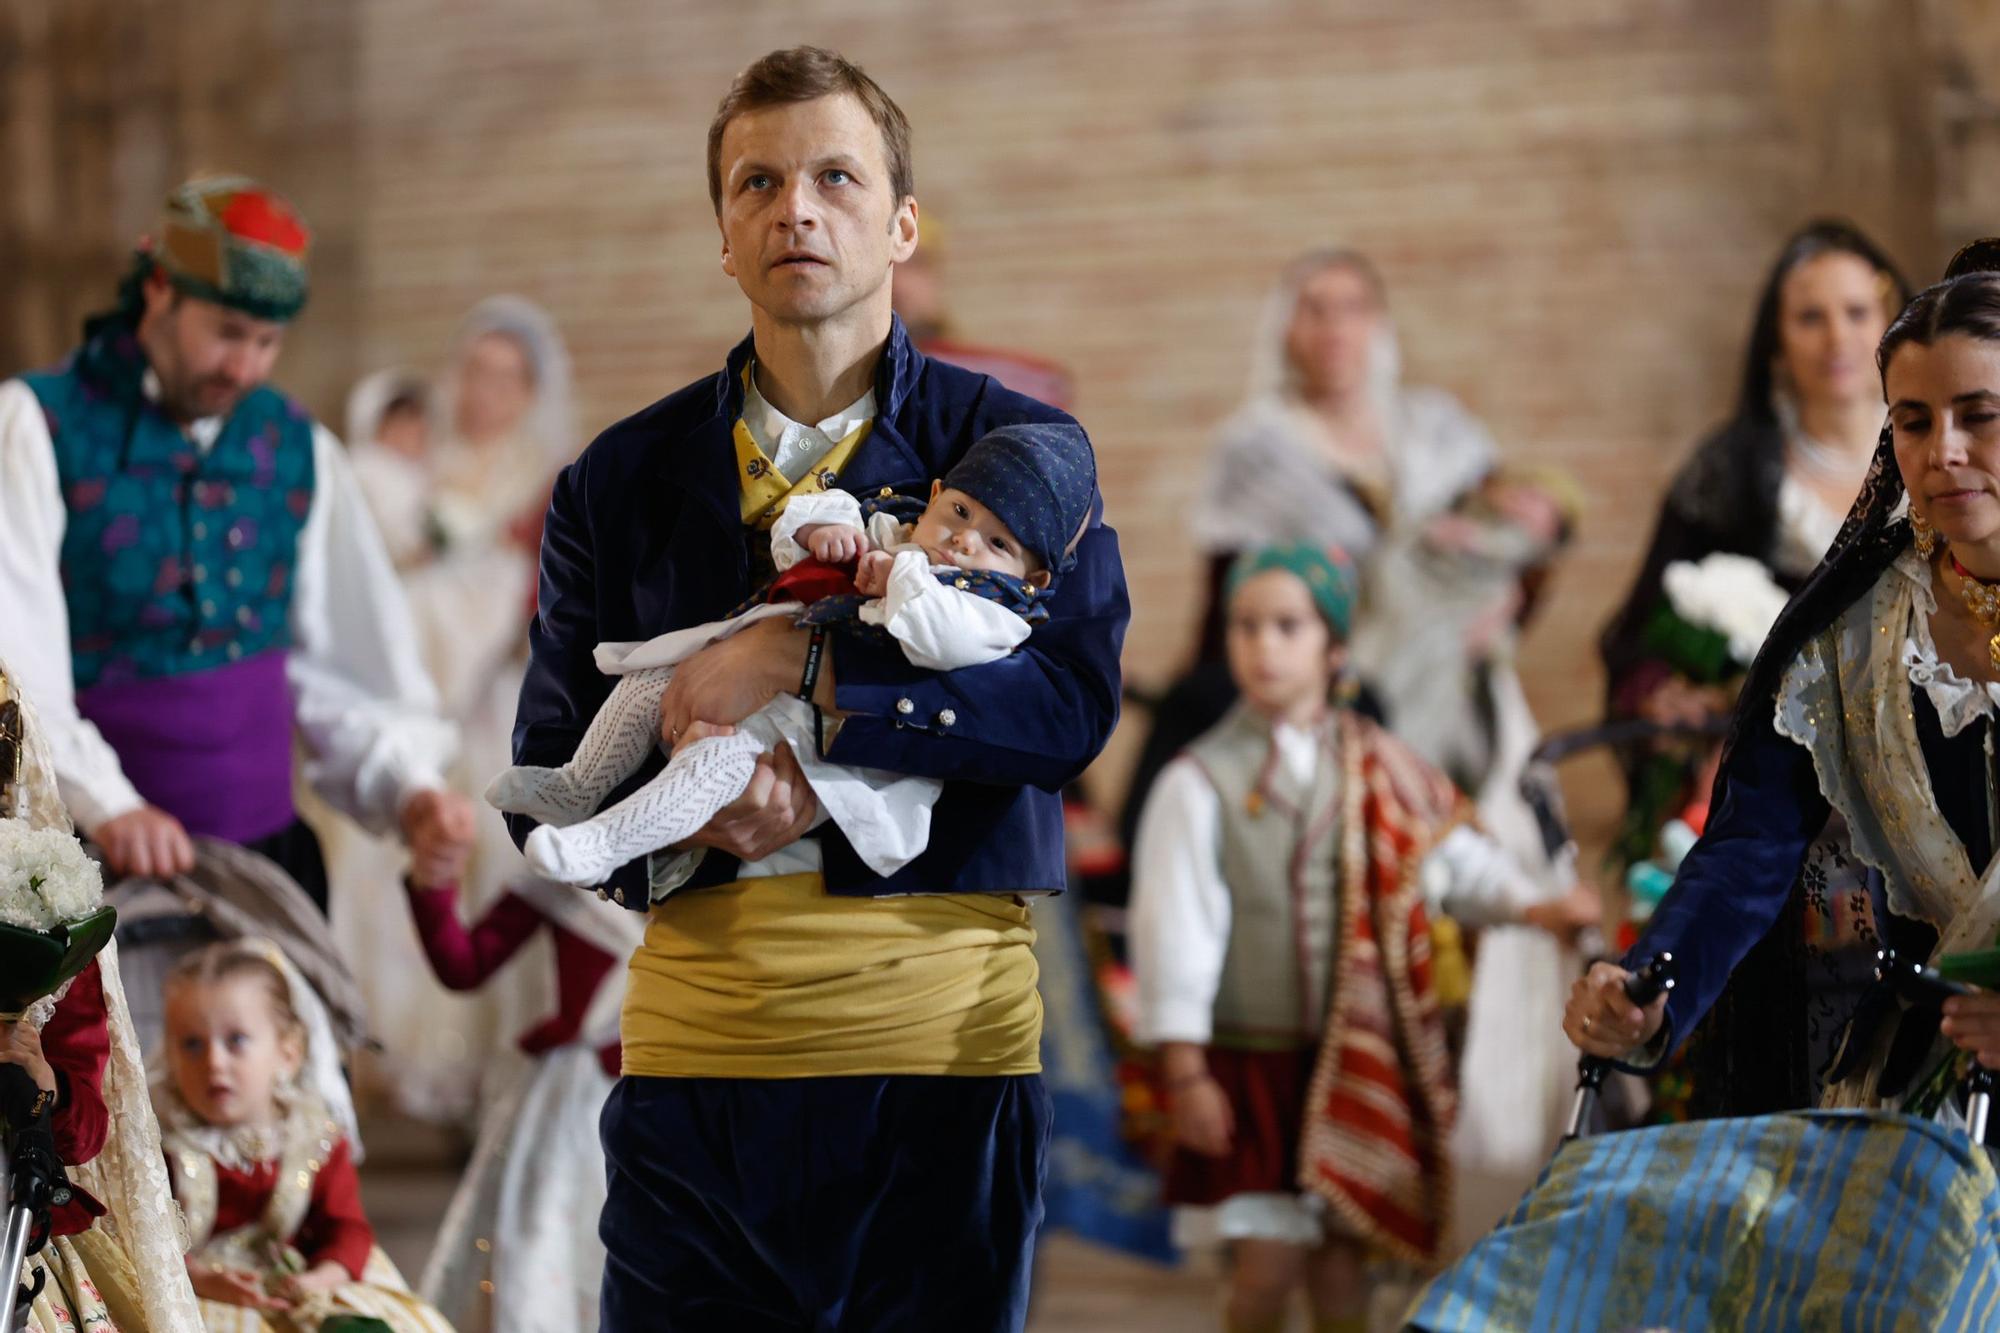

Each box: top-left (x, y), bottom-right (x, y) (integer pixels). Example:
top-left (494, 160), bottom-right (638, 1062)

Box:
top-left (1568, 245), bottom-right (2000, 1117)
top-left (1597, 223), bottom-right (1909, 863)
top-left (1603, 222), bottom-right (1909, 709)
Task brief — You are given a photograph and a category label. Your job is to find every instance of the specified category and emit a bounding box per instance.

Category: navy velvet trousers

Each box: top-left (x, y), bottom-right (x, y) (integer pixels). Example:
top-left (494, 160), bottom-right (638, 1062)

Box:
top-left (599, 1073), bottom-right (1052, 1332)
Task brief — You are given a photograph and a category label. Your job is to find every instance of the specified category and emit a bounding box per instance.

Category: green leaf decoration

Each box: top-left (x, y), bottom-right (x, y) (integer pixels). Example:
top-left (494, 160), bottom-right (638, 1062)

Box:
top-left (1639, 602), bottom-right (1737, 685)
top-left (0, 905), bottom-right (118, 1015)
top-left (1937, 947), bottom-right (2000, 990)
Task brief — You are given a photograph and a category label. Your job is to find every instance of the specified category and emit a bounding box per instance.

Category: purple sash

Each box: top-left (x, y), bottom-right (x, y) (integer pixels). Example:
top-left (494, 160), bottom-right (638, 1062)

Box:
top-left (75, 650), bottom-right (295, 842)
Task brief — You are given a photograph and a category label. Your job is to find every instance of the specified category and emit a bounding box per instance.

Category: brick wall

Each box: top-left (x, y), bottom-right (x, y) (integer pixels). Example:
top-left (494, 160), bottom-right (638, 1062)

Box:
top-left (0, 1), bottom-right (360, 411)
top-left (12, 0), bottom-right (1996, 838)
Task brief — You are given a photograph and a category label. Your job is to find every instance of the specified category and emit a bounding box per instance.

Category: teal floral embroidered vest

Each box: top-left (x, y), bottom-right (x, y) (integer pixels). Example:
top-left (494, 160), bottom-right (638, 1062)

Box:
top-left (20, 318), bottom-right (316, 689)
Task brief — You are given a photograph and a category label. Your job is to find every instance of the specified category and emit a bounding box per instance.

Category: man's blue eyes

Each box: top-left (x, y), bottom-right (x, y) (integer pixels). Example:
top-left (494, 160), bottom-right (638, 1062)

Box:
top-left (747, 171), bottom-right (852, 190)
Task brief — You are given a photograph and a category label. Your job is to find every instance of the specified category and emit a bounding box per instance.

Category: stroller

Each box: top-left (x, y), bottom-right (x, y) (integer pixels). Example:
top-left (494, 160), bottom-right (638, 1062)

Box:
top-left (103, 835), bottom-right (369, 1064)
top-left (1405, 953), bottom-right (2000, 1327)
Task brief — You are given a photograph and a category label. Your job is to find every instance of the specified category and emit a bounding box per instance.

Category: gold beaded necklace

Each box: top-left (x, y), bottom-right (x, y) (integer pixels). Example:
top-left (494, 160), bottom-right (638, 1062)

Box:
top-left (1948, 551), bottom-right (2000, 673)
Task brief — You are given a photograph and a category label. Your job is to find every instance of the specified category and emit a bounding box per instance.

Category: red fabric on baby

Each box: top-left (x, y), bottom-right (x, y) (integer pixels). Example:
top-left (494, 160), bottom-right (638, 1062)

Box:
top-left (765, 558), bottom-right (860, 607)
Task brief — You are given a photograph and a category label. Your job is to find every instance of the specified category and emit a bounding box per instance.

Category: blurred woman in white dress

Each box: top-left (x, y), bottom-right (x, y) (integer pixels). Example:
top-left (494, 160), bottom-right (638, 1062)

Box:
top-left (319, 297), bottom-right (578, 1122)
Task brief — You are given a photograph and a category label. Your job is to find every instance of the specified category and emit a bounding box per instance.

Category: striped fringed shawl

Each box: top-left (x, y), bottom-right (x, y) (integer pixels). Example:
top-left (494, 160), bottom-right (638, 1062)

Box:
top-left (1297, 713), bottom-right (1467, 1265)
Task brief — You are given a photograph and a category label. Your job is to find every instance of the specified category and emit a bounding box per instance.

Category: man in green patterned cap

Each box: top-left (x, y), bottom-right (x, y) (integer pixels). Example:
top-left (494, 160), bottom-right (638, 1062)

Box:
top-left (0, 174), bottom-right (475, 905)
top-left (138, 173), bottom-right (313, 421)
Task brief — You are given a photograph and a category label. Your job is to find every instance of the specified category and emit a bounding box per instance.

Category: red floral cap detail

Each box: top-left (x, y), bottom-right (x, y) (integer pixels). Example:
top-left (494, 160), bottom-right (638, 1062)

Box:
top-left (151, 176), bottom-right (312, 320)
top-left (218, 189), bottom-right (310, 256)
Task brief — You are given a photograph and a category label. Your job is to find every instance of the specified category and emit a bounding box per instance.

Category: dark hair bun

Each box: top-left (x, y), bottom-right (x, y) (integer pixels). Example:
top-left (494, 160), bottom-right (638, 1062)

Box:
top-left (1945, 238), bottom-right (2000, 281)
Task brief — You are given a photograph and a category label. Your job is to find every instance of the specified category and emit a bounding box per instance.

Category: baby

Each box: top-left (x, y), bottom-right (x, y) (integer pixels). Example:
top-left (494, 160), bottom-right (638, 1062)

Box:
top-left (487, 420), bottom-right (1096, 888)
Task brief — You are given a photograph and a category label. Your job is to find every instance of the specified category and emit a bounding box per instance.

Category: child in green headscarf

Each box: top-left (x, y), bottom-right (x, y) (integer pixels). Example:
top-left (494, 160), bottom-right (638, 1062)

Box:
top-left (1127, 541), bottom-right (1594, 1333)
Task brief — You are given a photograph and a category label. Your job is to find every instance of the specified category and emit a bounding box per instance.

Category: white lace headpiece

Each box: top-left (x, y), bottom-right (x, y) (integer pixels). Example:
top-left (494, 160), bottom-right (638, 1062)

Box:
top-left (147, 935), bottom-right (362, 1163)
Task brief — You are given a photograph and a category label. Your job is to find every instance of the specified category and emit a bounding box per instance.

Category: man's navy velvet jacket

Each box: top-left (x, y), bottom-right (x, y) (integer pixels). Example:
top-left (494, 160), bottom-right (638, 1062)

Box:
top-left (508, 318), bottom-right (1129, 910)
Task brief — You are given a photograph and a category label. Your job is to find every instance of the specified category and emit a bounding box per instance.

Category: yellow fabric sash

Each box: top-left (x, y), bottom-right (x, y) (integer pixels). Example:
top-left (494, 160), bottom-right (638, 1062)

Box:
top-left (621, 873), bottom-right (1042, 1077)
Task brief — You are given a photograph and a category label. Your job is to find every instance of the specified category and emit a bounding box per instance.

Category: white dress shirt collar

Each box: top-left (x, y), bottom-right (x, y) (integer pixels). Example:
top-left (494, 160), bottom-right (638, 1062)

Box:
top-left (743, 362), bottom-right (876, 485)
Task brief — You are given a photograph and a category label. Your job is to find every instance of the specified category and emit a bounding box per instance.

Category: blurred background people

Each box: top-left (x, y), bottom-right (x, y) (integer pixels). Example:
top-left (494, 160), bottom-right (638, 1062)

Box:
top-left (1597, 221), bottom-right (1909, 871)
top-left (1128, 543), bottom-right (1591, 1331)
top-left (893, 213), bottom-right (1076, 409)
top-left (0, 175), bottom-right (473, 910)
top-left (399, 857), bottom-right (641, 1333)
top-left (316, 295), bottom-right (578, 1123)
top-left (1116, 249), bottom-right (1502, 903)
top-left (344, 369), bottom-right (435, 572)
top-left (6, 5), bottom-right (1990, 1324)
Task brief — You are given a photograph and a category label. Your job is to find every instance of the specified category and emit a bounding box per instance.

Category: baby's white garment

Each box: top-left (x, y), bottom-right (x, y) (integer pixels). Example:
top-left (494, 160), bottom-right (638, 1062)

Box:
top-left (492, 487), bottom-right (1033, 887)
top-left (494, 665), bottom-right (943, 884)
top-left (520, 726), bottom-right (767, 885)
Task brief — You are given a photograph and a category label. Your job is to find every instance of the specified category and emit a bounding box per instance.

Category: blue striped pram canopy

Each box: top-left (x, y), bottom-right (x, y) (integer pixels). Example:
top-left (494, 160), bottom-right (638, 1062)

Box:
top-left (1406, 1110), bottom-right (2000, 1332)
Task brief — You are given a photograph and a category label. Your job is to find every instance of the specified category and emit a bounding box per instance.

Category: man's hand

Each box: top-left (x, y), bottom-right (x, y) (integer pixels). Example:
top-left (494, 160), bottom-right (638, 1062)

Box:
top-left (679, 740), bottom-right (819, 862)
top-left (400, 788), bottom-right (476, 886)
top-left (1158, 1042), bottom-right (1232, 1157)
top-left (854, 550), bottom-right (895, 598)
top-left (658, 618), bottom-right (815, 749)
top-left (1169, 1075), bottom-right (1235, 1158)
top-left (803, 523), bottom-right (867, 565)
top-left (92, 805), bottom-right (195, 880)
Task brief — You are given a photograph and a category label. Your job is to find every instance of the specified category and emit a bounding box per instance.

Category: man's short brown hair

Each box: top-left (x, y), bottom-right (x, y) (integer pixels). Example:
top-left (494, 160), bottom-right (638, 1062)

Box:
top-left (706, 47), bottom-right (914, 215)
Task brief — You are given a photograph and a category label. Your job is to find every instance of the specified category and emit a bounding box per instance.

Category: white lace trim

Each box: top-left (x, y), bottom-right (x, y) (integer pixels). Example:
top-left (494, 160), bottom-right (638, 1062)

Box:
top-left (20, 974), bottom-right (74, 1033)
top-left (155, 1084), bottom-right (329, 1174)
top-left (1774, 551), bottom-right (2000, 950)
top-left (1773, 636), bottom-right (1899, 900)
top-left (1901, 639), bottom-right (2000, 737)
top-left (1895, 551), bottom-right (2000, 736)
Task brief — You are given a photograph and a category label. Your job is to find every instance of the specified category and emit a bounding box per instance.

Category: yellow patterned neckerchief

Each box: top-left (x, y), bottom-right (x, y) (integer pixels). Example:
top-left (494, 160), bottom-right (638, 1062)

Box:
top-left (733, 364), bottom-right (874, 530)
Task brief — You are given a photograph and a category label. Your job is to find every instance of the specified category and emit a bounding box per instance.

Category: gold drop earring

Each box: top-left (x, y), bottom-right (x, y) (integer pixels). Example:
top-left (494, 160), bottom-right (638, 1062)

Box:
top-left (1911, 508), bottom-right (1940, 559)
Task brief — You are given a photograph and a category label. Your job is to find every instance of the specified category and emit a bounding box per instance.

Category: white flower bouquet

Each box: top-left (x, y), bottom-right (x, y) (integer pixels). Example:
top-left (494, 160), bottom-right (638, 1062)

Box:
top-left (0, 820), bottom-right (114, 1019)
top-left (1643, 552), bottom-right (1793, 683)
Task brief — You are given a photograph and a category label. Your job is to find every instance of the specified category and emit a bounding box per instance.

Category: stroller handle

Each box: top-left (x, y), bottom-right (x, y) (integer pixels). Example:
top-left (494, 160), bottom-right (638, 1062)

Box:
top-left (1564, 953), bottom-right (1676, 1142)
top-left (1877, 949), bottom-right (2000, 1146)
top-left (1624, 952), bottom-right (1676, 1008)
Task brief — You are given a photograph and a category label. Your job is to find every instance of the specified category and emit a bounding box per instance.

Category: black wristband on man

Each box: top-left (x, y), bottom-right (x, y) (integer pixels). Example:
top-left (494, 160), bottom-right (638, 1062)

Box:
top-left (798, 625), bottom-right (828, 703)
